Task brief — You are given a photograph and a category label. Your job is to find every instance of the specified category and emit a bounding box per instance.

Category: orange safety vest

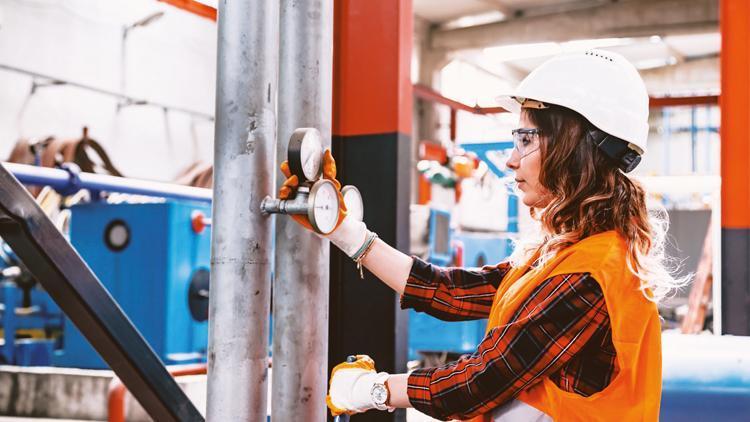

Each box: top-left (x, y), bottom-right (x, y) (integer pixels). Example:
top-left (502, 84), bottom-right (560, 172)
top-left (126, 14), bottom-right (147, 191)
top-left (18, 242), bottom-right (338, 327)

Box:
top-left (470, 230), bottom-right (661, 421)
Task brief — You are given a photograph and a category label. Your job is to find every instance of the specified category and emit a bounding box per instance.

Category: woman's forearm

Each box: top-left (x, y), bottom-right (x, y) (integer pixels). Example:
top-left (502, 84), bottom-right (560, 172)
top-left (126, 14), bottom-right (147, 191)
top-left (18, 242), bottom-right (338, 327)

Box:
top-left (360, 238), bottom-right (413, 295)
top-left (386, 373), bottom-right (411, 408)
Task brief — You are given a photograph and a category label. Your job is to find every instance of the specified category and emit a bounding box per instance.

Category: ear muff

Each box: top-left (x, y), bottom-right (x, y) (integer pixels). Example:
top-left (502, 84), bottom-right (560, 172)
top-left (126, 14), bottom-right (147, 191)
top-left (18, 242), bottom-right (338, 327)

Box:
top-left (587, 129), bottom-right (641, 173)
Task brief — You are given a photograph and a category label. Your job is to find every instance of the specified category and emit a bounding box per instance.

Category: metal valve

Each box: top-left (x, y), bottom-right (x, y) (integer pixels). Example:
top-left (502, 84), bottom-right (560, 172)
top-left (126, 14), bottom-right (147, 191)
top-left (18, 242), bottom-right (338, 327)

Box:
top-left (261, 180), bottom-right (340, 235)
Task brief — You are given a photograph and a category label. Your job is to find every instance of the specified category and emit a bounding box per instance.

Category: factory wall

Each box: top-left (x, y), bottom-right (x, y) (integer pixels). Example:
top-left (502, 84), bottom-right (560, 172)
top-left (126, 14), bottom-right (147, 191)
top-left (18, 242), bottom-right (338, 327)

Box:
top-left (0, 0), bottom-right (216, 181)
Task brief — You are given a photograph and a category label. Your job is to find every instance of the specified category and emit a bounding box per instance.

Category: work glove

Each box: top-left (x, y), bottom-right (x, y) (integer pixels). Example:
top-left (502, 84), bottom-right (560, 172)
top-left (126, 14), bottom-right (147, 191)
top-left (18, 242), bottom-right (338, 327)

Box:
top-left (326, 355), bottom-right (392, 416)
top-left (278, 150), bottom-right (371, 258)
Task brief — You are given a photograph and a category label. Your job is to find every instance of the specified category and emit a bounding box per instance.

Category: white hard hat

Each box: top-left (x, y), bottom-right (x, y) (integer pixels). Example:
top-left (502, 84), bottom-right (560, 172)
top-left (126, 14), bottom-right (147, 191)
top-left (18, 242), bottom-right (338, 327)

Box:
top-left (497, 49), bottom-right (649, 156)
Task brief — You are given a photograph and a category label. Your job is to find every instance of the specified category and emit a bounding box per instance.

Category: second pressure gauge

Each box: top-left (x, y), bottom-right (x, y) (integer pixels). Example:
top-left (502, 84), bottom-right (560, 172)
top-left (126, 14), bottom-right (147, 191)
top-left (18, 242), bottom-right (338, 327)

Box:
top-left (341, 185), bottom-right (363, 222)
top-left (288, 128), bottom-right (323, 182)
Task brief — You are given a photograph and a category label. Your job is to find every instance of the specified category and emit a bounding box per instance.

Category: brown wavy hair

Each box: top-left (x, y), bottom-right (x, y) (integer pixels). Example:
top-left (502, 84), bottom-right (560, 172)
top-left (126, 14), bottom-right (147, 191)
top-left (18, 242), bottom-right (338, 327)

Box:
top-left (514, 105), bottom-right (685, 301)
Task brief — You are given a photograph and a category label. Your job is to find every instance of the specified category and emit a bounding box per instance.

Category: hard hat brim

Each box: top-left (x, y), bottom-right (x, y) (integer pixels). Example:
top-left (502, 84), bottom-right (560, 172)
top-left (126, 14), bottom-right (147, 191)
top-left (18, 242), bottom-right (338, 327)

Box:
top-left (495, 94), bottom-right (522, 114)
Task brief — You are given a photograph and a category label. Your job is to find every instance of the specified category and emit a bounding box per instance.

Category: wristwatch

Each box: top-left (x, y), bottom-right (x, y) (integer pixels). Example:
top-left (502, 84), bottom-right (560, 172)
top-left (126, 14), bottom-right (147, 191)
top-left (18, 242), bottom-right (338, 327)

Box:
top-left (370, 372), bottom-right (391, 411)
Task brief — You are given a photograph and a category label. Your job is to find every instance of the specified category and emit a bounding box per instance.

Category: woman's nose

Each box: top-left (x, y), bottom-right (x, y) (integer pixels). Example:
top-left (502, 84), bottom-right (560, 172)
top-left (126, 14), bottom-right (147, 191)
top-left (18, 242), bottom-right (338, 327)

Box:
top-left (506, 148), bottom-right (520, 170)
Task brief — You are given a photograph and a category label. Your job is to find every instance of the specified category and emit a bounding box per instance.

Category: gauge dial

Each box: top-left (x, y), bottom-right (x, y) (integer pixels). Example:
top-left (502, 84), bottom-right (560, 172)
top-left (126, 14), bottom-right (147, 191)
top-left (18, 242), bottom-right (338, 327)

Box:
top-left (341, 185), bottom-right (363, 222)
top-left (308, 179), bottom-right (340, 234)
top-left (288, 128), bottom-right (323, 182)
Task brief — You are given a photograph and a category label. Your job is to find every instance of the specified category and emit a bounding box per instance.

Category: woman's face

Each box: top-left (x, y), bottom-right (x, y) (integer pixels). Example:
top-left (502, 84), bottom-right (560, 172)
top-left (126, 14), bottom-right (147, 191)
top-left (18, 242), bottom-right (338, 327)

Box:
top-left (506, 113), bottom-right (551, 208)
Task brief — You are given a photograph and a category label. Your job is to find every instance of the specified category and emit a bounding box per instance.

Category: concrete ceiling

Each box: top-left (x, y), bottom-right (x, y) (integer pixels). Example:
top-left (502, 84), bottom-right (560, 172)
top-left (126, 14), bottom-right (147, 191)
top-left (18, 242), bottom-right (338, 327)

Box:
top-left (414, 0), bottom-right (609, 25)
top-left (415, 0), bottom-right (720, 95)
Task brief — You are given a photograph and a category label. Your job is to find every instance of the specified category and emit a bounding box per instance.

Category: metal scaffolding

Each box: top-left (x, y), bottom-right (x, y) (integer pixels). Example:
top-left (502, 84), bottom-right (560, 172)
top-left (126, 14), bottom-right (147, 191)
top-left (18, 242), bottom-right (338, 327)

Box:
top-left (272, 1), bottom-right (334, 420)
top-left (207, 0), bottom-right (279, 420)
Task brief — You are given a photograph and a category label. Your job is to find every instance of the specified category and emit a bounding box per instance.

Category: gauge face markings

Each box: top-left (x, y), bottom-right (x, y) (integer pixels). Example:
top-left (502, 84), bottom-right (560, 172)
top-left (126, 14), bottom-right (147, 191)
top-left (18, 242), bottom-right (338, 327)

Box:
top-left (289, 128), bottom-right (323, 182)
top-left (309, 180), bottom-right (339, 234)
top-left (300, 132), bottom-right (322, 181)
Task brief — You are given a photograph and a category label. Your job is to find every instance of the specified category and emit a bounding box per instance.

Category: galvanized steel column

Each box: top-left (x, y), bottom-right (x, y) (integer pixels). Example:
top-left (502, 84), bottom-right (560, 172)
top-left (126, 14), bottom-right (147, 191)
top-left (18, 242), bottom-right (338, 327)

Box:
top-left (208, 0), bottom-right (278, 420)
top-left (272, 1), bottom-right (333, 420)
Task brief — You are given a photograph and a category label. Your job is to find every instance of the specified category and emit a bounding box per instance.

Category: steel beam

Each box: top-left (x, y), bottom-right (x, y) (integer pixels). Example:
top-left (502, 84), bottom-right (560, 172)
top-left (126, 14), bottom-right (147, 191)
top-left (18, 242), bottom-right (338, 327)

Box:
top-left (207, 0), bottom-right (278, 420)
top-left (272, 0), bottom-right (333, 421)
top-left (432, 0), bottom-right (718, 51)
top-left (0, 165), bottom-right (202, 421)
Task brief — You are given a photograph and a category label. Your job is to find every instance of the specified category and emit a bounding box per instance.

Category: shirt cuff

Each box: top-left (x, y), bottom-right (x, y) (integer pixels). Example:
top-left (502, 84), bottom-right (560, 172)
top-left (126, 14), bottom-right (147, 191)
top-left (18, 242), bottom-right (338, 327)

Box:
top-left (407, 367), bottom-right (448, 420)
top-left (400, 256), bottom-right (439, 311)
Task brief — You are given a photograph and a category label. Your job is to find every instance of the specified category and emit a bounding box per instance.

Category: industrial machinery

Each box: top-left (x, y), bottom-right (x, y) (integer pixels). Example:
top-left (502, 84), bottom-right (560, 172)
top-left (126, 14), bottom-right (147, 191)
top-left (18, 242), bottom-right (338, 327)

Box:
top-left (408, 141), bottom-right (518, 361)
top-left (55, 200), bottom-right (212, 368)
top-left (0, 247), bottom-right (63, 366)
top-left (0, 163), bottom-right (216, 369)
top-left (407, 209), bottom-right (513, 360)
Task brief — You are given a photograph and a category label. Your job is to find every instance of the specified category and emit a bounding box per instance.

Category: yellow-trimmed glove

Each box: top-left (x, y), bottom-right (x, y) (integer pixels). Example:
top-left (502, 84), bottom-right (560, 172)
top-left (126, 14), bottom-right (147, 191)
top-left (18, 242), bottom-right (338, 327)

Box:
top-left (278, 149), bottom-right (347, 231)
top-left (279, 150), bottom-right (373, 258)
top-left (326, 355), bottom-right (391, 416)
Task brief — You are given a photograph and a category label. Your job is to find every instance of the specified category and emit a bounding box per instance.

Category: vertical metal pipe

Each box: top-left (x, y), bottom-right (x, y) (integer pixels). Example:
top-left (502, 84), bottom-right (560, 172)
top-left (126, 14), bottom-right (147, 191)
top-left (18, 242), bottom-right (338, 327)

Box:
top-left (272, 1), bottom-right (333, 421)
top-left (208, 0), bottom-right (278, 420)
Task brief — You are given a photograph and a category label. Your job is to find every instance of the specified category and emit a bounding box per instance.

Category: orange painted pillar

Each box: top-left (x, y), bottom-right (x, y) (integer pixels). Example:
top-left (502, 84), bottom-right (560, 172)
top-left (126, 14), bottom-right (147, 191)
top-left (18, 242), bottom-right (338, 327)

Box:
top-left (329, 1), bottom-right (413, 419)
top-left (720, 0), bottom-right (750, 334)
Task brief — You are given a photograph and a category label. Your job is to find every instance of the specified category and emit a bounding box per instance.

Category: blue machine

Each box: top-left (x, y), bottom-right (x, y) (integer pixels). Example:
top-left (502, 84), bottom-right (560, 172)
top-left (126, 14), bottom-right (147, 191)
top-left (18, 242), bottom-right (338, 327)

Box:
top-left (408, 142), bottom-right (519, 361)
top-left (426, 208), bottom-right (452, 267)
top-left (53, 200), bottom-right (212, 368)
top-left (0, 280), bottom-right (63, 366)
top-left (408, 208), bottom-right (514, 360)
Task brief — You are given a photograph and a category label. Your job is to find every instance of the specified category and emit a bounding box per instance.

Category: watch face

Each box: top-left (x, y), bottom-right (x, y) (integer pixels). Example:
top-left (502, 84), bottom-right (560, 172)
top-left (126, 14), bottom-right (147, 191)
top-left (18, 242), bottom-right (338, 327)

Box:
top-left (371, 383), bottom-right (388, 406)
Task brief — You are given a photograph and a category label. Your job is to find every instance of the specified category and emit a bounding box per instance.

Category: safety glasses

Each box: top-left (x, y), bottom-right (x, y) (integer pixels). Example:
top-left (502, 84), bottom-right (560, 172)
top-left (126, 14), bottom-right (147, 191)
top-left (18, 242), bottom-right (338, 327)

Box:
top-left (511, 128), bottom-right (541, 158)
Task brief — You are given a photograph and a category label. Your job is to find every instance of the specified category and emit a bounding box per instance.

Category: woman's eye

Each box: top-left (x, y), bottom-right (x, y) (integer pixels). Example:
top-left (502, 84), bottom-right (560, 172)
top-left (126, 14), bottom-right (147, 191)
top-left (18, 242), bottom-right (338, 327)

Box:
top-left (521, 137), bottom-right (531, 146)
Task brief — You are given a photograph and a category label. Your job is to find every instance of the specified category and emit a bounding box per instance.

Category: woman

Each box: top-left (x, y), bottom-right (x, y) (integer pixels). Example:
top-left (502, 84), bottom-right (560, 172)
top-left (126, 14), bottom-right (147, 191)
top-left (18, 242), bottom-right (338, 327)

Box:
top-left (280, 49), bottom-right (682, 421)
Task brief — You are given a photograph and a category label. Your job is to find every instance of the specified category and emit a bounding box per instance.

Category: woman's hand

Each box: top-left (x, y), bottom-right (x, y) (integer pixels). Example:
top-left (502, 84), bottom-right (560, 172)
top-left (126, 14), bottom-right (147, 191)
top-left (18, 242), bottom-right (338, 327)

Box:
top-left (277, 149), bottom-right (413, 294)
top-left (327, 355), bottom-right (390, 416)
top-left (278, 149), bottom-right (347, 232)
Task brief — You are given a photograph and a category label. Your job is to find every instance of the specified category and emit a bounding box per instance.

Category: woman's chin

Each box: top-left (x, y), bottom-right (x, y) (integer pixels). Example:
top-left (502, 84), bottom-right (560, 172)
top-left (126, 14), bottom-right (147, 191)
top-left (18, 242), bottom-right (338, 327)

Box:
top-left (521, 194), bottom-right (537, 207)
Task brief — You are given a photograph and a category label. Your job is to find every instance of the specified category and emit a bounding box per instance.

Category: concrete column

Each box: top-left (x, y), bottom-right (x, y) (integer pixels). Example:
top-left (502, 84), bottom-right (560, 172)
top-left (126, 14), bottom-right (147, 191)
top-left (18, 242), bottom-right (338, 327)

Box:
top-left (272, 1), bottom-right (333, 421)
top-left (720, 0), bottom-right (750, 335)
top-left (207, 0), bottom-right (278, 420)
top-left (331, 1), bottom-right (413, 420)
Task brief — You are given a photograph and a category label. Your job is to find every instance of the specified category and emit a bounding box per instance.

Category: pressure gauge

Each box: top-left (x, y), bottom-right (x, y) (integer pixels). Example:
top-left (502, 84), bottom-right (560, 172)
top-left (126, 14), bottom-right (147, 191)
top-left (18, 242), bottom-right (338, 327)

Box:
top-left (341, 185), bottom-right (363, 222)
top-left (261, 179), bottom-right (341, 235)
top-left (288, 128), bottom-right (323, 182)
top-left (308, 179), bottom-right (340, 234)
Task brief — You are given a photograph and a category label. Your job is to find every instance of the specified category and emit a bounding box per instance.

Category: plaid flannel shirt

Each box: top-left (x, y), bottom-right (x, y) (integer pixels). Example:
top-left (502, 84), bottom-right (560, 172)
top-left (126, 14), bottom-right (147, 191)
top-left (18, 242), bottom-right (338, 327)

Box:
top-left (401, 257), bottom-right (617, 421)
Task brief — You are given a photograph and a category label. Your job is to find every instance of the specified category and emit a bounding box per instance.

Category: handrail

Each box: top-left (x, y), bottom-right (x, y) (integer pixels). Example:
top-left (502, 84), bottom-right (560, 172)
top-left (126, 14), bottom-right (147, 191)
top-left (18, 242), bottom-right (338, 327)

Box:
top-left (3, 163), bottom-right (212, 203)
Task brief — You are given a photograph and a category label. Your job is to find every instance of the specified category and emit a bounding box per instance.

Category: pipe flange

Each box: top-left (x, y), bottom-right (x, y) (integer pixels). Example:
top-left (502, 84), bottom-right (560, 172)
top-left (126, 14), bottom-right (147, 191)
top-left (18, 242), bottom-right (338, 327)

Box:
top-left (57, 162), bottom-right (83, 196)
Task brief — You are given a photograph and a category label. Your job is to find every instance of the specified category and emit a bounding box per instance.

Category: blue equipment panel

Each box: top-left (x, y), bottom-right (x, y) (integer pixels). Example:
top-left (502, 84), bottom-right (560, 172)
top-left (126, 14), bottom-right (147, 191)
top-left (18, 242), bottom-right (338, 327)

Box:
top-left (409, 231), bottom-right (510, 360)
top-left (54, 200), bottom-right (211, 369)
top-left (427, 208), bottom-right (452, 266)
top-left (0, 282), bottom-right (63, 365)
top-left (661, 333), bottom-right (750, 421)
